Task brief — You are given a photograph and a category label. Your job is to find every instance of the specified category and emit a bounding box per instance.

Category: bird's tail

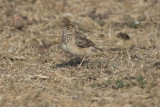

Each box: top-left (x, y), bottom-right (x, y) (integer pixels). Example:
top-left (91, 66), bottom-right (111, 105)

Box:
top-left (93, 46), bottom-right (108, 57)
top-left (94, 46), bottom-right (103, 52)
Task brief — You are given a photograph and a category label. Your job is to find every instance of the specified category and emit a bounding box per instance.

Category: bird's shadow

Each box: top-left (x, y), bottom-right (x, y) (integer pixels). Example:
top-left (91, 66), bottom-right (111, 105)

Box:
top-left (56, 57), bottom-right (88, 68)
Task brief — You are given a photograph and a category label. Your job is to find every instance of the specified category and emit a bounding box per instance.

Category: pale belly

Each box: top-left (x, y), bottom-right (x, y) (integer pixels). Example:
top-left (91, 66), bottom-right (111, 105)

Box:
top-left (61, 42), bottom-right (92, 56)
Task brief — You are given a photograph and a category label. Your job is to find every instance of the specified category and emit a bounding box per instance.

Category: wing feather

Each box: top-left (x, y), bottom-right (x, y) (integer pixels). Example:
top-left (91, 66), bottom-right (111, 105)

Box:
top-left (75, 32), bottom-right (95, 48)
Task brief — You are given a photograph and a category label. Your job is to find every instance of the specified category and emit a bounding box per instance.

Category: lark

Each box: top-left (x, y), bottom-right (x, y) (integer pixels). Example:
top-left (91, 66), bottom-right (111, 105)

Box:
top-left (61, 23), bottom-right (102, 67)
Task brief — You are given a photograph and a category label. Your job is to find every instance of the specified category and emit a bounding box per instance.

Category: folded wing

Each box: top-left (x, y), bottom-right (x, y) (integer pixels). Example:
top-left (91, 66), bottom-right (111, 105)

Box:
top-left (75, 32), bottom-right (95, 48)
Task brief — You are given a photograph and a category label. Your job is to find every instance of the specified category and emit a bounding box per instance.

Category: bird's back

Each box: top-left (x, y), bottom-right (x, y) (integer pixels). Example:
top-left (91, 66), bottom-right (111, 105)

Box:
top-left (74, 32), bottom-right (95, 48)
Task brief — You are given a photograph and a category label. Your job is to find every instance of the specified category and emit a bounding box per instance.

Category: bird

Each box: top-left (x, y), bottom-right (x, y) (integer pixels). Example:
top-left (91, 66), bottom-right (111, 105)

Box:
top-left (61, 23), bottom-right (102, 67)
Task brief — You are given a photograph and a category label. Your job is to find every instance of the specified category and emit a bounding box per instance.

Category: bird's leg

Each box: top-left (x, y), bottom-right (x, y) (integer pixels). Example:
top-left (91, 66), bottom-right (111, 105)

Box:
top-left (78, 56), bottom-right (85, 68)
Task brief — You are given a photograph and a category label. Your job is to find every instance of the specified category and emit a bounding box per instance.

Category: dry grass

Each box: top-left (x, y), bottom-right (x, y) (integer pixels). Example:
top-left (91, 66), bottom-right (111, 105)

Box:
top-left (0, 0), bottom-right (160, 107)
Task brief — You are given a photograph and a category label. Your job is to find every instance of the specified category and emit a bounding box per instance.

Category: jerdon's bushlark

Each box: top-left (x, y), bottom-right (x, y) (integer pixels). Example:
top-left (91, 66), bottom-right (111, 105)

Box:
top-left (61, 23), bottom-right (102, 67)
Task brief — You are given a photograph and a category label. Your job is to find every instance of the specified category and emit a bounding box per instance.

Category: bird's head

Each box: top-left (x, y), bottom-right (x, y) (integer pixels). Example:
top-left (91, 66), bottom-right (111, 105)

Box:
top-left (63, 24), bottom-right (76, 34)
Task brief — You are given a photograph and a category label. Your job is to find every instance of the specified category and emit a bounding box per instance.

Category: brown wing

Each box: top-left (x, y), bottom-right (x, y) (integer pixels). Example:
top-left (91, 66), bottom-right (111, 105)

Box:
top-left (75, 32), bottom-right (95, 48)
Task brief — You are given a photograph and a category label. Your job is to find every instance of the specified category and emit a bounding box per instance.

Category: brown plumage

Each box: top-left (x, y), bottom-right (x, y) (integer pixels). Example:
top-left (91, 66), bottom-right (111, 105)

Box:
top-left (61, 24), bottom-right (102, 67)
top-left (75, 32), bottom-right (95, 48)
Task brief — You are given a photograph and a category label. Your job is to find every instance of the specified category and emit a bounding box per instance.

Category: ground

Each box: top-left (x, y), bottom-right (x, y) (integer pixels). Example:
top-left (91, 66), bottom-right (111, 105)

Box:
top-left (0, 0), bottom-right (160, 107)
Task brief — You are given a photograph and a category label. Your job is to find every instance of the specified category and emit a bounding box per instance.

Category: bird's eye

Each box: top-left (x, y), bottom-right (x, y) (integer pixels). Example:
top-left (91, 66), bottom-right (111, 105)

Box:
top-left (67, 26), bottom-right (70, 29)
